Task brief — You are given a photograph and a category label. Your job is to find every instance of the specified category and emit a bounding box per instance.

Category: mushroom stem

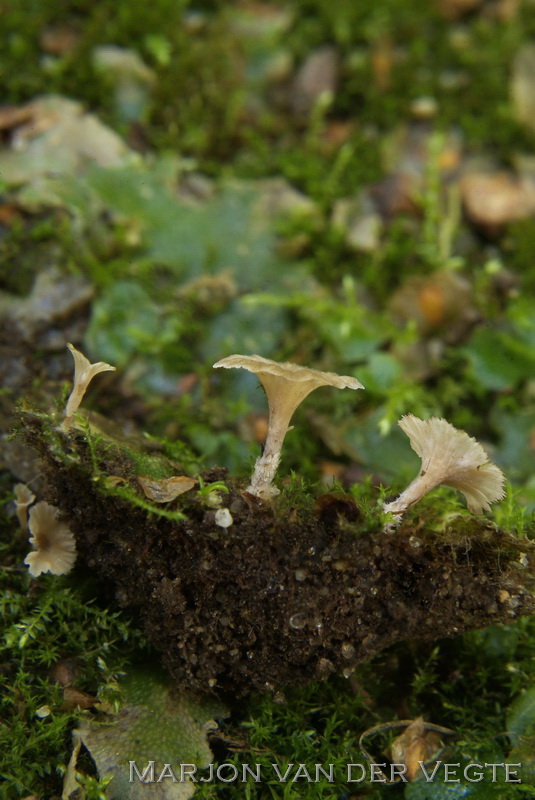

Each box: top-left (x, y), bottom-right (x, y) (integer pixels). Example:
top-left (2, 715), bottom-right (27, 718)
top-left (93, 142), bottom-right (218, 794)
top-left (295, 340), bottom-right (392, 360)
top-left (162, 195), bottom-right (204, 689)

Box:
top-left (383, 472), bottom-right (441, 517)
top-left (248, 408), bottom-right (293, 498)
top-left (246, 375), bottom-right (319, 498)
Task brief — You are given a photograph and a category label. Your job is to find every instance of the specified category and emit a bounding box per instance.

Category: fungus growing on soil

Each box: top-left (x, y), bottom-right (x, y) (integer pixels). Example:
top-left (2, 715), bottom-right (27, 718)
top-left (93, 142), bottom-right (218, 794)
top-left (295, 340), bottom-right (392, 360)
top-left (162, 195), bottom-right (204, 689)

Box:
top-left (19, 405), bottom-right (534, 693)
top-left (383, 414), bottom-right (505, 520)
top-left (63, 343), bottom-right (116, 429)
top-left (14, 482), bottom-right (36, 529)
top-left (24, 500), bottom-right (77, 577)
top-left (213, 354), bottom-right (364, 498)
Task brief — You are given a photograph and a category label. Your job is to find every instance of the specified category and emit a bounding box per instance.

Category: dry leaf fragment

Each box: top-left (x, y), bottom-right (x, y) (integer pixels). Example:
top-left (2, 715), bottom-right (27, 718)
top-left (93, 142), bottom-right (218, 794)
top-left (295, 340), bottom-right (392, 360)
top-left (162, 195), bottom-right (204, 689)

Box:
top-left (105, 475), bottom-right (128, 487)
top-left (460, 170), bottom-right (535, 233)
top-left (359, 716), bottom-right (454, 784)
top-left (386, 716), bottom-right (445, 781)
top-left (62, 686), bottom-right (98, 711)
top-left (0, 104), bottom-right (34, 132)
top-left (137, 475), bottom-right (197, 503)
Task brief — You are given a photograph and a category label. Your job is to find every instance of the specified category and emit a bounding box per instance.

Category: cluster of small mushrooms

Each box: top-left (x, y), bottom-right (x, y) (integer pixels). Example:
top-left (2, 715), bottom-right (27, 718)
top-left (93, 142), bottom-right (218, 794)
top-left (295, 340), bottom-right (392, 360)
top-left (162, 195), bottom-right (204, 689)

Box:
top-left (19, 346), bottom-right (506, 577)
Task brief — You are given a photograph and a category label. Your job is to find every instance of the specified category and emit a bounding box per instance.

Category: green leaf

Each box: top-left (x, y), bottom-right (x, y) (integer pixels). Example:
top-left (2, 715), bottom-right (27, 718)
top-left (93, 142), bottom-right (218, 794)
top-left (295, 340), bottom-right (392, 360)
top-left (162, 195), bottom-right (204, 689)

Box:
top-left (506, 735), bottom-right (535, 785)
top-left (65, 667), bottom-right (227, 800)
top-left (85, 280), bottom-right (167, 367)
top-left (506, 688), bottom-right (535, 745)
top-left (464, 327), bottom-right (535, 391)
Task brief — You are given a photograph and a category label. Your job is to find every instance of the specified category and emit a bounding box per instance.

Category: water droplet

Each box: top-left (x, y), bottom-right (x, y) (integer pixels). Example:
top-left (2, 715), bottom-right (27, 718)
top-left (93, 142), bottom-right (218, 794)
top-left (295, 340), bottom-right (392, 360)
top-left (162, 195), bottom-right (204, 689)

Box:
top-left (409, 536), bottom-right (422, 549)
top-left (308, 546), bottom-right (317, 556)
top-left (289, 613), bottom-right (306, 630)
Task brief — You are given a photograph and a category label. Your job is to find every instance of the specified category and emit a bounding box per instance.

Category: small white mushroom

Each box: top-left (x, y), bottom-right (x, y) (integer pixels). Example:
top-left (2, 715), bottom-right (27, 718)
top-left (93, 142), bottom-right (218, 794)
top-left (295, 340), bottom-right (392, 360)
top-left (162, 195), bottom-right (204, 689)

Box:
top-left (63, 343), bottom-right (116, 429)
top-left (14, 483), bottom-right (36, 529)
top-left (214, 507), bottom-right (233, 528)
top-left (213, 354), bottom-right (364, 499)
top-left (24, 501), bottom-right (77, 577)
top-left (383, 414), bottom-right (505, 520)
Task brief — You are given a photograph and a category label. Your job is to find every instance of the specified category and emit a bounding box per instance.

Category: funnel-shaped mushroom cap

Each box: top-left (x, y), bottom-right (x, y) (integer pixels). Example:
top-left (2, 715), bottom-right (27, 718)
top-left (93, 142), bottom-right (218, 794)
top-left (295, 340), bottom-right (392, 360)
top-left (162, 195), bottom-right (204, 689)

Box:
top-left (213, 354), bottom-right (363, 419)
top-left (64, 343), bottom-right (116, 424)
top-left (385, 414), bottom-right (505, 516)
top-left (24, 501), bottom-right (77, 576)
top-left (214, 355), bottom-right (364, 498)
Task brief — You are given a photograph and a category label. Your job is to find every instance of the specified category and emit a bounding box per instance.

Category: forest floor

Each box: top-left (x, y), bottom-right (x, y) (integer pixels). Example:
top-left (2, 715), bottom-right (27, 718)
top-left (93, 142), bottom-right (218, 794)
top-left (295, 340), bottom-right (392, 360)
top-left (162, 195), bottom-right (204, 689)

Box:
top-left (2, 1), bottom-right (535, 799)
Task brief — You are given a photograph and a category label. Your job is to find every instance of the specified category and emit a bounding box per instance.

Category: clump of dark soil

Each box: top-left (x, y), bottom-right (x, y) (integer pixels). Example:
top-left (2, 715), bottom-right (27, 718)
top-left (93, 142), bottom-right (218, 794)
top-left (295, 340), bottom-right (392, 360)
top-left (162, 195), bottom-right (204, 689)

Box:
top-left (22, 411), bottom-right (535, 696)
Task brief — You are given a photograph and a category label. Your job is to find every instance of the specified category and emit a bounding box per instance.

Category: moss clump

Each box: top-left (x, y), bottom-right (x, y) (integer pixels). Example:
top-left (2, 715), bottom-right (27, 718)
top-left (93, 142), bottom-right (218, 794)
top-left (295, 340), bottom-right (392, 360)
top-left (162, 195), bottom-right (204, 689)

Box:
top-left (0, 578), bottom-right (146, 799)
top-left (20, 408), bottom-right (535, 696)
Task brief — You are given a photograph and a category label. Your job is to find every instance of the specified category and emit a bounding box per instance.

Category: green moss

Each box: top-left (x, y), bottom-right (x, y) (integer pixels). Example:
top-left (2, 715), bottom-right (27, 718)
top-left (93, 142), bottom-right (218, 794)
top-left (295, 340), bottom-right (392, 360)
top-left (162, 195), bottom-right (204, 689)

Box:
top-left (0, 577), bottom-right (147, 798)
top-left (3, 0), bottom-right (535, 175)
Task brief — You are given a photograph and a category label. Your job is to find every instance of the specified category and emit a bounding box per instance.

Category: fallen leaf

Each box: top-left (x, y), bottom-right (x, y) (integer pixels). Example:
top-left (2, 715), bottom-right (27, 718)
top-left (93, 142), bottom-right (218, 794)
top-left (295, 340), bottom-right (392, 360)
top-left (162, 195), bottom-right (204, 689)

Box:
top-left (460, 170), bottom-right (535, 233)
top-left (105, 475), bottom-right (128, 487)
top-left (389, 270), bottom-right (476, 339)
top-left (438, 0), bottom-right (484, 19)
top-left (40, 25), bottom-right (80, 55)
top-left (63, 668), bottom-right (227, 800)
top-left (0, 104), bottom-right (34, 132)
top-left (386, 716), bottom-right (445, 782)
top-left (138, 475), bottom-right (197, 502)
top-left (359, 716), bottom-right (454, 784)
top-left (290, 46), bottom-right (339, 117)
top-left (62, 686), bottom-right (97, 711)
top-left (0, 96), bottom-right (137, 186)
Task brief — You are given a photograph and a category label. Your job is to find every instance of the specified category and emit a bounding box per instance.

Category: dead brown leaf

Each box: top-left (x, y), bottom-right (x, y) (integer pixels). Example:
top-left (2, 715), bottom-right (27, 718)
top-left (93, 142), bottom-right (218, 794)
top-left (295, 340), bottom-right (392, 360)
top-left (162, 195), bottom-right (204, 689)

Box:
top-left (359, 716), bottom-right (455, 783)
top-left (62, 687), bottom-right (98, 711)
top-left (0, 105), bottom-right (34, 132)
top-left (137, 475), bottom-right (197, 503)
top-left (386, 716), bottom-right (445, 781)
